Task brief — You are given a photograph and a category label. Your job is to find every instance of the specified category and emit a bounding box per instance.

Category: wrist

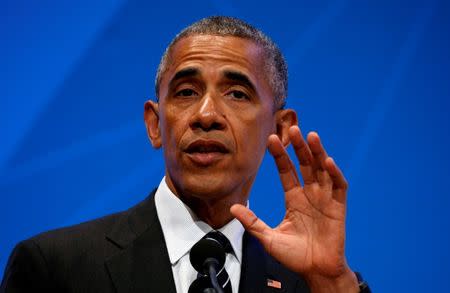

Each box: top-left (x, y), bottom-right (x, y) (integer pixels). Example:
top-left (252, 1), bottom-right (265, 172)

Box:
top-left (303, 267), bottom-right (359, 293)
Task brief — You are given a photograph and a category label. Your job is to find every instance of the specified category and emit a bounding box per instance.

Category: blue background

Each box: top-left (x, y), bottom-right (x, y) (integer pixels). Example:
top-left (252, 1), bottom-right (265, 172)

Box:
top-left (2, 0), bottom-right (450, 292)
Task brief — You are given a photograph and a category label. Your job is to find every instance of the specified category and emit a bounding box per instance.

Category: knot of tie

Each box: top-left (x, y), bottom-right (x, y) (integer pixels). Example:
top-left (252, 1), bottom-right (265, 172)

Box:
top-left (188, 231), bottom-right (233, 293)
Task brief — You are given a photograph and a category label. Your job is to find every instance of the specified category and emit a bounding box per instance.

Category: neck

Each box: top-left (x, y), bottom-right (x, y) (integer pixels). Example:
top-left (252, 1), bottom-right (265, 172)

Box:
top-left (182, 194), bottom-right (246, 229)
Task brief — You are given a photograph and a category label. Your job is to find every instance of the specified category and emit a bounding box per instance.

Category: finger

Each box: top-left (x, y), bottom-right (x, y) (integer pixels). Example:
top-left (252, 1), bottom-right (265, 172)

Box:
top-left (325, 157), bottom-right (348, 203)
top-left (268, 134), bottom-right (301, 192)
top-left (230, 204), bottom-right (272, 243)
top-left (306, 131), bottom-right (328, 170)
top-left (307, 132), bottom-right (333, 186)
top-left (288, 126), bottom-right (315, 185)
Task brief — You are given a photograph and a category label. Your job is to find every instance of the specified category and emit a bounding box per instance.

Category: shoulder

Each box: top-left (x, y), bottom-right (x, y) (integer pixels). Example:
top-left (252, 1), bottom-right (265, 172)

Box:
top-left (1, 191), bottom-right (158, 291)
top-left (27, 189), bottom-right (157, 259)
top-left (30, 207), bottom-right (126, 252)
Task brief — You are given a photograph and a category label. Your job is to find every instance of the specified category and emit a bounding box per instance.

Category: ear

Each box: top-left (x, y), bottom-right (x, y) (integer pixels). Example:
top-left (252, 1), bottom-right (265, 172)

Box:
top-left (274, 109), bottom-right (298, 147)
top-left (144, 100), bottom-right (162, 149)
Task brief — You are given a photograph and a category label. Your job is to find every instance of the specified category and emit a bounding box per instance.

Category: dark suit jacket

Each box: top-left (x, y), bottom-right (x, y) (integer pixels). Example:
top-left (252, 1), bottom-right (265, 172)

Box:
top-left (1, 191), bottom-right (310, 292)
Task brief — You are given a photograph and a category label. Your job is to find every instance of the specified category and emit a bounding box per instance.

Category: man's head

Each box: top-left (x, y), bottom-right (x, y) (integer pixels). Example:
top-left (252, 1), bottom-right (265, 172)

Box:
top-left (145, 16), bottom-right (296, 206)
top-left (155, 16), bottom-right (288, 110)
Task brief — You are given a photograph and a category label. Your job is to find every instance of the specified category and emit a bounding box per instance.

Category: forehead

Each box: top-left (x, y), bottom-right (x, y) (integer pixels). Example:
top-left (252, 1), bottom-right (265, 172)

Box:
top-left (170, 34), bottom-right (263, 63)
top-left (159, 35), bottom-right (272, 96)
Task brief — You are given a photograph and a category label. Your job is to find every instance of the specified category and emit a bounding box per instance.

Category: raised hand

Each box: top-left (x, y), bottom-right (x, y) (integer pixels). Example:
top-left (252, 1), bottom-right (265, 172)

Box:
top-left (230, 125), bottom-right (358, 292)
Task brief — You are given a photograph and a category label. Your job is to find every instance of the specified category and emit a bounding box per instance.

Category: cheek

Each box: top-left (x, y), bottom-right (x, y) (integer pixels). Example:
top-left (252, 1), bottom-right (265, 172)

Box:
top-left (160, 105), bottom-right (188, 147)
top-left (236, 111), bottom-right (274, 161)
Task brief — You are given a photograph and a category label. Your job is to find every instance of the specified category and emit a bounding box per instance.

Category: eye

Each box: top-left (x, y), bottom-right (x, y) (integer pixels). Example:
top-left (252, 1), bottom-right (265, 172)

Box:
top-left (176, 88), bottom-right (198, 97)
top-left (227, 90), bottom-right (250, 100)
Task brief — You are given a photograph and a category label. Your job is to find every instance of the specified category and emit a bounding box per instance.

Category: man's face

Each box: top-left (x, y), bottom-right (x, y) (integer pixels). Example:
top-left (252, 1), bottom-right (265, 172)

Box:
top-left (147, 35), bottom-right (279, 202)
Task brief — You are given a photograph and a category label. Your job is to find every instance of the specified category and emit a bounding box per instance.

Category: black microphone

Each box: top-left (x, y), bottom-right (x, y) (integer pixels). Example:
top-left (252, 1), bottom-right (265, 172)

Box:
top-left (189, 233), bottom-right (227, 293)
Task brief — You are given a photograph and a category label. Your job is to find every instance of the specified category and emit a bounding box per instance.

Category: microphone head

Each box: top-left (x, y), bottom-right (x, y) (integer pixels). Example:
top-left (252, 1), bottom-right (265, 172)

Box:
top-left (190, 236), bottom-right (226, 274)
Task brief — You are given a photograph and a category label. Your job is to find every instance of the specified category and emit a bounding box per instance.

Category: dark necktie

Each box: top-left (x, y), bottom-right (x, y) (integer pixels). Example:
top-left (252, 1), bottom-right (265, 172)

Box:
top-left (188, 231), bottom-right (233, 293)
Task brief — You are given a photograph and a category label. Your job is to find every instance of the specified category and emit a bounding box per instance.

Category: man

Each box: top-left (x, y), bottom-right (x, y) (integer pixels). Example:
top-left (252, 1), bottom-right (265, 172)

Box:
top-left (1, 16), bottom-right (370, 292)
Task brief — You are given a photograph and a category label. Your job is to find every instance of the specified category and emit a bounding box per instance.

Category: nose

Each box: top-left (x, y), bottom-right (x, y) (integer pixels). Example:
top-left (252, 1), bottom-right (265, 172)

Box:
top-left (189, 94), bottom-right (226, 131)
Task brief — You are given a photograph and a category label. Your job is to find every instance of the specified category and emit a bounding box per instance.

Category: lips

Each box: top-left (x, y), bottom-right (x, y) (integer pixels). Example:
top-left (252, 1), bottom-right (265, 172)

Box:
top-left (184, 140), bottom-right (229, 166)
top-left (185, 140), bottom-right (229, 153)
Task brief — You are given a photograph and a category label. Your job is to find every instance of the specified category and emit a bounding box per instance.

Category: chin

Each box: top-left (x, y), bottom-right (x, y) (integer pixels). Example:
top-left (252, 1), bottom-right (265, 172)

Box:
top-left (176, 173), bottom-right (240, 200)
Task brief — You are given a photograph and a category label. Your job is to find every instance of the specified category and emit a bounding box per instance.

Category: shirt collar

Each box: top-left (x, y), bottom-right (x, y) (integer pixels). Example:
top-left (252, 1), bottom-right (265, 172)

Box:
top-left (154, 177), bottom-right (245, 266)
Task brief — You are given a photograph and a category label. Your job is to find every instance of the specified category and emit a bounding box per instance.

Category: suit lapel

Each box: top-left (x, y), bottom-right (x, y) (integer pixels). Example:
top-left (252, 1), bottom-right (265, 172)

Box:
top-left (239, 232), bottom-right (307, 293)
top-left (238, 232), bottom-right (268, 292)
top-left (104, 192), bottom-right (176, 293)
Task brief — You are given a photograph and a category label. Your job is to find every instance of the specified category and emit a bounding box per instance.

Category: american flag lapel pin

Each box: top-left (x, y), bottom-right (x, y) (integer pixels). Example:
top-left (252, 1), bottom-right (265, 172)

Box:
top-left (267, 278), bottom-right (282, 289)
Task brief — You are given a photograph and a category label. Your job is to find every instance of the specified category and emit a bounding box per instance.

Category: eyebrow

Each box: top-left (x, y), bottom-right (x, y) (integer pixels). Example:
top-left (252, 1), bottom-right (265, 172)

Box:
top-left (223, 70), bottom-right (256, 92)
top-left (167, 67), bottom-right (256, 93)
top-left (168, 67), bottom-right (200, 89)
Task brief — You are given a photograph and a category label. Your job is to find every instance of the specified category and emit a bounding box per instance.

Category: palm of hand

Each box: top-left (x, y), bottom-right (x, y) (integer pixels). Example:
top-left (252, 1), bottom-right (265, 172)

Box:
top-left (272, 185), bottom-right (347, 277)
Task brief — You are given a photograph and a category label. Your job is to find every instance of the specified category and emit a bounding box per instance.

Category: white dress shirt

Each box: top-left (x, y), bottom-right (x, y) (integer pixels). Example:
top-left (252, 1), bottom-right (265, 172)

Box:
top-left (155, 177), bottom-right (245, 293)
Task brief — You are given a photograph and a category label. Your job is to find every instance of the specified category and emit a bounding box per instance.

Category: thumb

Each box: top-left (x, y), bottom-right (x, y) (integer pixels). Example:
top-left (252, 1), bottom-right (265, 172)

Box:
top-left (230, 204), bottom-right (272, 245)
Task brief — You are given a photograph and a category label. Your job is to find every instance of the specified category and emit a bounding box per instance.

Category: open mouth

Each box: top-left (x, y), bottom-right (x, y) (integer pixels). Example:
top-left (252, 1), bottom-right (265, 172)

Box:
top-left (184, 140), bottom-right (229, 166)
top-left (185, 140), bottom-right (229, 154)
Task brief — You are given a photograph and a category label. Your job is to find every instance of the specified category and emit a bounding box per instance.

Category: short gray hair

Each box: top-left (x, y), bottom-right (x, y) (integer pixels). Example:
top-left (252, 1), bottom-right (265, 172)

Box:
top-left (155, 16), bottom-right (288, 109)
